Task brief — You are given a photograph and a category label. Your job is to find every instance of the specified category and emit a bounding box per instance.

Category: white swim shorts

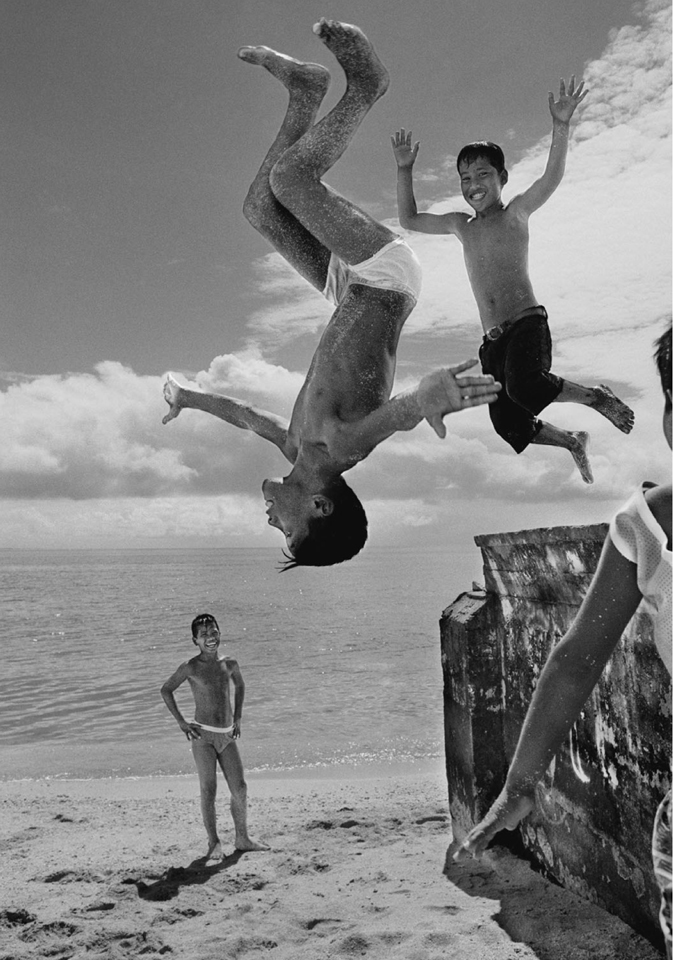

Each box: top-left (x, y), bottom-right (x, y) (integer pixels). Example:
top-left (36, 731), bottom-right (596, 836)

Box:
top-left (323, 236), bottom-right (422, 307)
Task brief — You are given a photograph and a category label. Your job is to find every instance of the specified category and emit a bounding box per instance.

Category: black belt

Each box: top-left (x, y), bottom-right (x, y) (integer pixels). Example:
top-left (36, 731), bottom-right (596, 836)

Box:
top-left (485, 307), bottom-right (547, 341)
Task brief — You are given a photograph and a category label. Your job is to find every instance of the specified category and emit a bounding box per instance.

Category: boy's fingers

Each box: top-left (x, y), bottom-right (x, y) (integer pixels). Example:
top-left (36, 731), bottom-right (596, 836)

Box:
top-left (448, 358), bottom-right (478, 375)
top-left (456, 375), bottom-right (497, 388)
top-left (467, 392), bottom-right (500, 406)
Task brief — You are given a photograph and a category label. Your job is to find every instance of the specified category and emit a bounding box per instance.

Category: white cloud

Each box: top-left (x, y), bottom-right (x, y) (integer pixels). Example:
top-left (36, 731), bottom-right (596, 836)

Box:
top-left (0, 0), bottom-right (670, 548)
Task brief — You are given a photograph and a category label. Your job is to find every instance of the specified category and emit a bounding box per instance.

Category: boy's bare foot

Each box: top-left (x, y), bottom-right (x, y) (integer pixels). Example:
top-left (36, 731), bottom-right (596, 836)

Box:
top-left (237, 46), bottom-right (330, 101)
top-left (235, 837), bottom-right (269, 852)
top-left (569, 431), bottom-right (593, 484)
top-left (312, 19), bottom-right (389, 101)
top-left (591, 385), bottom-right (634, 434)
top-left (206, 840), bottom-right (224, 861)
top-left (162, 373), bottom-right (185, 424)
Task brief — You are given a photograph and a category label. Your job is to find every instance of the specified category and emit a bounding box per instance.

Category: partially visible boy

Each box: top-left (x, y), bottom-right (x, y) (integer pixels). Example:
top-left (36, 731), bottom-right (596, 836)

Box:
top-left (161, 613), bottom-right (267, 860)
top-left (392, 77), bottom-right (634, 483)
top-left (454, 325), bottom-right (672, 955)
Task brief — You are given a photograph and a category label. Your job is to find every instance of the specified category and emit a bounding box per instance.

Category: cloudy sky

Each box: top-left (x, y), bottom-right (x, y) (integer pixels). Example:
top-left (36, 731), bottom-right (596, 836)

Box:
top-left (1, 0), bottom-right (670, 552)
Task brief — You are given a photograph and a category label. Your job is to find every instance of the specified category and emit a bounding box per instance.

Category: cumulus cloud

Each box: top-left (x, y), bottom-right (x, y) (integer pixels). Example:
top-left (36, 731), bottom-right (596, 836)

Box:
top-left (0, 0), bottom-right (670, 547)
top-left (406, 0), bottom-right (671, 344)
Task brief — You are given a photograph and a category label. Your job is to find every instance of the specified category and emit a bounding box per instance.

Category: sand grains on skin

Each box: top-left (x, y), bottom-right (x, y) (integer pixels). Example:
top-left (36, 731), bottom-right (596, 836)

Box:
top-left (312, 19), bottom-right (389, 101)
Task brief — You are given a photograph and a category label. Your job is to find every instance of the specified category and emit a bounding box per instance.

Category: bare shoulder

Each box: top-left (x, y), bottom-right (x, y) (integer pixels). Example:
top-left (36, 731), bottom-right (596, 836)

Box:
top-left (500, 194), bottom-right (531, 220)
top-left (443, 210), bottom-right (471, 234)
top-left (222, 656), bottom-right (241, 673)
top-left (162, 658), bottom-right (193, 690)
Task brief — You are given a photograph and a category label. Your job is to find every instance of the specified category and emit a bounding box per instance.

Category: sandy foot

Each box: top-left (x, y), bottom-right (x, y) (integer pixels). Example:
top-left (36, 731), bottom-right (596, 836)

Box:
top-left (236, 837), bottom-right (270, 852)
top-left (206, 840), bottom-right (224, 861)
top-left (312, 19), bottom-right (389, 101)
top-left (162, 373), bottom-right (185, 425)
top-left (592, 384), bottom-right (635, 434)
top-left (237, 46), bottom-right (330, 101)
top-left (569, 430), bottom-right (593, 484)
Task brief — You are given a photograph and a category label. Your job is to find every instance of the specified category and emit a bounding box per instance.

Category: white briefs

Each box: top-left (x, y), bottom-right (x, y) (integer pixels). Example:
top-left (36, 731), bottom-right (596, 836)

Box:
top-left (323, 236), bottom-right (422, 307)
top-left (192, 721), bottom-right (234, 734)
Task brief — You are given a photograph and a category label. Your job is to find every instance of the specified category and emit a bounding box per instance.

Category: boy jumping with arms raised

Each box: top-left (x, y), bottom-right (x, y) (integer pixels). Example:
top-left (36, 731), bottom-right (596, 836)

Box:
top-left (163, 20), bottom-right (500, 568)
top-left (392, 77), bottom-right (634, 483)
top-left (161, 613), bottom-right (267, 860)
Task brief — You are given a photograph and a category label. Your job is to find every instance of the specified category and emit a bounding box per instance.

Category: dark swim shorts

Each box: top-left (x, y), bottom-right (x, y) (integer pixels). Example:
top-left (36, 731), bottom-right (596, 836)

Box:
top-left (479, 307), bottom-right (563, 453)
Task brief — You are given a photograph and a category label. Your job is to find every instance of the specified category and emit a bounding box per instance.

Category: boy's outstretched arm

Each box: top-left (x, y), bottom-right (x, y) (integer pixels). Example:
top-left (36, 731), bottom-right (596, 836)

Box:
top-left (514, 76), bottom-right (588, 215)
top-left (392, 129), bottom-right (463, 235)
top-left (333, 360), bottom-right (501, 461)
top-left (162, 373), bottom-right (291, 459)
top-left (453, 535), bottom-right (641, 862)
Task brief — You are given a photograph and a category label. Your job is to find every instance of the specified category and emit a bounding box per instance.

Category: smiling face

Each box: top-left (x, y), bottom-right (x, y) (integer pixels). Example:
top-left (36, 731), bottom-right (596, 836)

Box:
top-left (459, 157), bottom-right (507, 214)
top-left (262, 478), bottom-right (333, 555)
top-left (194, 621), bottom-right (221, 656)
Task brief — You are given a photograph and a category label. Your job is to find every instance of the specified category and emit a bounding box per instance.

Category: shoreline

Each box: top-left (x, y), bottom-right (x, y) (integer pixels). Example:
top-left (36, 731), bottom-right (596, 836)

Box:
top-left (0, 754), bottom-right (445, 787)
top-left (1, 765), bottom-right (661, 959)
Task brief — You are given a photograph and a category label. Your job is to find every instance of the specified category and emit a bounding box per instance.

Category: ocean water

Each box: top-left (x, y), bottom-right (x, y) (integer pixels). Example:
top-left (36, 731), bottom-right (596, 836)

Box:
top-left (0, 545), bottom-right (483, 780)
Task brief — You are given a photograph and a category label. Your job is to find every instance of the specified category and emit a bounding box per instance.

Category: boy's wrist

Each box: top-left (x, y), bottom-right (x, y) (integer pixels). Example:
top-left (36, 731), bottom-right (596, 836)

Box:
top-left (406, 387), bottom-right (425, 424)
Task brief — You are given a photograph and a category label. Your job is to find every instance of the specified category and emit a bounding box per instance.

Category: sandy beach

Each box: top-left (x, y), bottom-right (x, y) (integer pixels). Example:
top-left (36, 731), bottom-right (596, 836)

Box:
top-left (0, 764), bottom-right (662, 960)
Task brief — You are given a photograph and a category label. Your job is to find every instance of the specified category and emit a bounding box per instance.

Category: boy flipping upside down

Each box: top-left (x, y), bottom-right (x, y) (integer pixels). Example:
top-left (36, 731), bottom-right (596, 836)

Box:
top-left (163, 20), bottom-right (500, 568)
top-left (392, 77), bottom-right (634, 483)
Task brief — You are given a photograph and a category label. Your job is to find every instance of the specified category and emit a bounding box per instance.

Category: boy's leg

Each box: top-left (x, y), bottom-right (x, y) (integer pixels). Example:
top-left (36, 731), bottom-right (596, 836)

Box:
top-left (502, 316), bottom-right (634, 435)
top-left (554, 381), bottom-right (634, 434)
top-left (532, 422), bottom-right (593, 484)
top-left (219, 743), bottom-right (268, 851)
top-left (269, 21), bottom-right (397, 265)
top-left (239, 47), bottom-right (332, 290)
top-left (191, 739), bottom-right (222, 859)
top-left (480, 330), bottom-right (593, 483)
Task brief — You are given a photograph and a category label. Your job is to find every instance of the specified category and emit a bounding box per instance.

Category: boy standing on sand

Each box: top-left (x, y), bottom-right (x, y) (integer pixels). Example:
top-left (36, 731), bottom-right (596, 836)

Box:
top-left (392, 77), bottom-right (634, 483)
top-left (161, 613), bottom-right (267, 860)
top-left (163, 19), bottom-right (500, 569)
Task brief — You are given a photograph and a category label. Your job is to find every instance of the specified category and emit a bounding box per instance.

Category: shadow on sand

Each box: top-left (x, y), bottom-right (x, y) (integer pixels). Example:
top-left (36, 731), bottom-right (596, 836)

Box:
top-left (443, 840), bottom-right (663, 960)
top-left (134, 850), bottom-right (245, 902)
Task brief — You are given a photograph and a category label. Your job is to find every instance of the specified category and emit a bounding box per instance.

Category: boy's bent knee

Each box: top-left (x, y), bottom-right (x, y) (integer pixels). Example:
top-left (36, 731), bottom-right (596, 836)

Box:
top-left (269, 158), bottom-right (318, 208)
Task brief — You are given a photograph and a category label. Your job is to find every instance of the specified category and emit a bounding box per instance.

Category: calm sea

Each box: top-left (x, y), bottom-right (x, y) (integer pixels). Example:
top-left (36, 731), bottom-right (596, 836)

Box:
top-left (0, 546), bottom-right (483, 781)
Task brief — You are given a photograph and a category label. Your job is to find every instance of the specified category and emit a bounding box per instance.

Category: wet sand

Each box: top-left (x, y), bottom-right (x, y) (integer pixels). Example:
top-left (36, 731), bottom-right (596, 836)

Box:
top-left (0, 766), bottom-right (662, 959)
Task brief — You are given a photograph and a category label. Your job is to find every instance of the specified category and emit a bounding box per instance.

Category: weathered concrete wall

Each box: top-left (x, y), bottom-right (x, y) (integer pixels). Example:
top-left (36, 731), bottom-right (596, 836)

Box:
top-left (441, 523), bottom-right (672, 945)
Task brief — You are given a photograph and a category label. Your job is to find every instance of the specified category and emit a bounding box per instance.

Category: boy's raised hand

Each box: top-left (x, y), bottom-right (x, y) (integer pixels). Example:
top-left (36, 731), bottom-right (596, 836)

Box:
top-left (548, 75), bottom-right (588, 124)
top-left (417, 360), bottom-right (501, 438)
top-left (391, 128), bottom-right (420, 168)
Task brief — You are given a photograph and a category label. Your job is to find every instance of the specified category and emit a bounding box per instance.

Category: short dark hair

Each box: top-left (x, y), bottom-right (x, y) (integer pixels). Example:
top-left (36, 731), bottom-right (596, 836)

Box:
top-left (654, 324), bottom-right (672, 409)
top-left (191, 613), bottom-right (219, 641)
top-left (456, 141), bottom-right (506, 174)
top-left (279, 478), bottom-right (368, 570)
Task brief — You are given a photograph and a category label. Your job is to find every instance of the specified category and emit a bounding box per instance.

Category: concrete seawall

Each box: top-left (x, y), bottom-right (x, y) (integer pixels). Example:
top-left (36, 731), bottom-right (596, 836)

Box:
top-left (441, 523), bottom-right (672, 946)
